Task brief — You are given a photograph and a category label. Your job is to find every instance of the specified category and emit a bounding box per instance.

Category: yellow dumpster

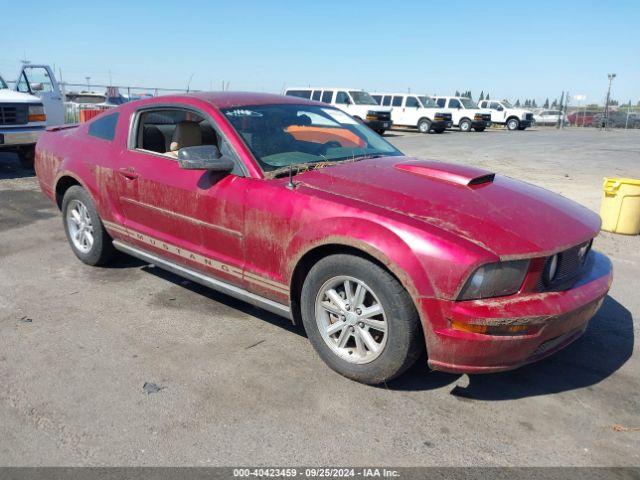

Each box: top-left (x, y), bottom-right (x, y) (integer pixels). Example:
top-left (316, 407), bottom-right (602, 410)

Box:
top-left (600, 177), bottom-right (640, 235)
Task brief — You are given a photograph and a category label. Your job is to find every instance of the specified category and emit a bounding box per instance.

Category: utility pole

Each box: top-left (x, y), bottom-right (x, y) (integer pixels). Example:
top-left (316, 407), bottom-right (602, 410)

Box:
top-left (604, 73), bottom-right (616, 129)
top-left (85, 76), bottom-right (91, 92)
top-left (556, 91), bottom-right (565, 129)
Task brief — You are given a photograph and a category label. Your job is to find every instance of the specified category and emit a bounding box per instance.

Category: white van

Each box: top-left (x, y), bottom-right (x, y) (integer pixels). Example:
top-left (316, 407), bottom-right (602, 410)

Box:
top-left (432, 96), bottom-right (491, 132)
top-left (371, 93), bottom-right (452, 133)
top-left (284, 88), bottom-right (393, 134)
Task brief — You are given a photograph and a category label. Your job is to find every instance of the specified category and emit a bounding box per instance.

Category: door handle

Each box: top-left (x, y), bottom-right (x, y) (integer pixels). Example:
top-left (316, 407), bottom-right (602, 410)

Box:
top-left (118, 167), bottom-right (139, 179)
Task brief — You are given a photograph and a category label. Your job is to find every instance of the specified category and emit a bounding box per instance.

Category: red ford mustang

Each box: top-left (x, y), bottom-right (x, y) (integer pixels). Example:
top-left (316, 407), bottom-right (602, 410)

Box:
top-left (35, 92), bottom-right (612, 384)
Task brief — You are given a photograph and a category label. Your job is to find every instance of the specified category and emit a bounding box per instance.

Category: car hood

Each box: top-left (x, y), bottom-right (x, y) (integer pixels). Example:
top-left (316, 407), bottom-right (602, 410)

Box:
top-left (298, 157), bottom-right (600, 258)
top-left (0, 88), bottom-right (42, 103)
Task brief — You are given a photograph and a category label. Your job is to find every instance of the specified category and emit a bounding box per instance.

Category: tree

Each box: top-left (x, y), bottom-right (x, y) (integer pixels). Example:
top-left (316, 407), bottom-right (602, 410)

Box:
top-left (543, 98), bottom-right (549, 108)
top-left (532, 99), bottom-right (537, 108)
top-left (551, 99), bottom-right (557, 108)
top-left (479, 91), bottom-right (484, 101)
top-left (515, 99), bottom-right (521, 107)
top-left (485, 93), bottom-right (490, 100)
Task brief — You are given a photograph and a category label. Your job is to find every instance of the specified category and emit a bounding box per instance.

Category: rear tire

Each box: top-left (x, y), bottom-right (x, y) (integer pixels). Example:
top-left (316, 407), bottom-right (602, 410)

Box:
top-left (417, 118), bottom-right (431, 134)
top-left (459, 119), bottom-right (472, 132)
top-left (17, 146), bottom-right (35, 169)
top-left (507, 118), bottom-right (520, 130)
top-left (300, 254), bottom-right (423, 384)
top-left (61, 186), bottom-right (117, 266)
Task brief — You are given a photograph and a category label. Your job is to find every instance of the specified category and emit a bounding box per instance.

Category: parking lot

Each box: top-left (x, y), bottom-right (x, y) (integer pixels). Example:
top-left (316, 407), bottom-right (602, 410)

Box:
top-left (1, 127), bottom-right (638, 466)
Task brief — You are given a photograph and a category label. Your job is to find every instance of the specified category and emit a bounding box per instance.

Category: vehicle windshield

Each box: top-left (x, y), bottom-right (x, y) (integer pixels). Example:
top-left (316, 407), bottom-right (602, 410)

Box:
top-left (502, 100), bottom-right (514, 108)
top-left (418, 96), bottom-right (438, 108)
top-left (0, 75), bottom-right (8, 89)
top-left (460, 98), bottom-right (479, 109)
top-left (222, 104), bottom-right (403, 174)
top-left (348, 91), bottom-right (378, 105)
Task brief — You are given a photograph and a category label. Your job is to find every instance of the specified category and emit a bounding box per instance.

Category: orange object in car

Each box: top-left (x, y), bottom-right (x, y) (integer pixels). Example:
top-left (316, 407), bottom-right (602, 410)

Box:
top-left (286, 126), bottom-right (365, 148)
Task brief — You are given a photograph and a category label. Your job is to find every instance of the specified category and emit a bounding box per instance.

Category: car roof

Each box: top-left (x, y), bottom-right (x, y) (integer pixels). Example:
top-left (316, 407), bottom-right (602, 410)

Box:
top-left (285, 87), bottom-right (368, 92)
top-left (371, 93), bottom-right (430, 96)
top-left (129, 91), bottom-right (322, 110)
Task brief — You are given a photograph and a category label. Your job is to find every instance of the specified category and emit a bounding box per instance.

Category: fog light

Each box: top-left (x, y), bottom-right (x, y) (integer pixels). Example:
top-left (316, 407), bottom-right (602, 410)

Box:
top-left (451, 320), bottom-right (533, 336)
top-left (543, 254), bottom-right (560, 285)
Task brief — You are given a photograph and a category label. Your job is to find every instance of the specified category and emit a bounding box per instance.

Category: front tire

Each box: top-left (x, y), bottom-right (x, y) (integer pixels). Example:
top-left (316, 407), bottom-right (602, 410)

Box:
top-left (459, 119), bottom-right (472, 132)
top-left (507, 118), bottom-right (520, 130)
top-left (433, 127), bottom-right (446, 134)
top-left (300, 254), bottom-right (423, 384)
top-left (62, 186), bottom-right (117, 266)
top-left (417, 118), bottom-right (431, 134)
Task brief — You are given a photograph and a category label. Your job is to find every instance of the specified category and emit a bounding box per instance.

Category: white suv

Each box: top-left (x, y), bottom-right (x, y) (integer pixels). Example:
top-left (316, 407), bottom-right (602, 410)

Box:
top-left (432, 96), bottom-right (491, 132)
top-left (371, 93), bottom-right (452, 133)
top-left (284, 88), bottom-right (392, 134)
top-left (478, 100), bottom-right (533, 130)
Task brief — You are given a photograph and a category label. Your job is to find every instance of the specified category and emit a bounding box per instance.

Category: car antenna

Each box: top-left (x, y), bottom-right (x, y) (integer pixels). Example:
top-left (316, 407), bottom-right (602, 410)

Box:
top-left (286, 164), bottom-right (299, 190)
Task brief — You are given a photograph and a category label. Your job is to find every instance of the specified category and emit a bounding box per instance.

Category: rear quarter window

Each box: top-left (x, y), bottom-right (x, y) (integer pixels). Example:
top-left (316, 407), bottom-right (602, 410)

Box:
top-left (88, 112), bottom-right (119, 141)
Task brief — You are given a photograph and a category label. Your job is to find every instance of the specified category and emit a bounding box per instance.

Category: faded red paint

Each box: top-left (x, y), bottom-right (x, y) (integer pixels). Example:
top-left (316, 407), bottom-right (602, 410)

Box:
top-left (34, 92), bottom-right (613, 374)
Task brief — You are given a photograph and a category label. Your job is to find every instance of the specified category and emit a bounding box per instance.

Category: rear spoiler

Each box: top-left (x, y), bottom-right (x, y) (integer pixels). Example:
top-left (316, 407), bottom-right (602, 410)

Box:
top-left (46, 124), bottom-right (78, 132)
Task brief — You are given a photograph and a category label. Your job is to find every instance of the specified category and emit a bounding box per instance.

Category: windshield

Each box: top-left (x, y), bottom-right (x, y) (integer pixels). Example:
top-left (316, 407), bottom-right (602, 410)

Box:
top-left (348, 91), bottom-right (378, 106)
top-left (222, 104), bottom-right (403, 174)
top-left (502, 100), bottom-right (513, 108)
top-left (418, 96), bottom-right (438, 108)
top-left (0, 75), bottom-right (8, 89)
top-left (460, 98), bottom-right (479, 109)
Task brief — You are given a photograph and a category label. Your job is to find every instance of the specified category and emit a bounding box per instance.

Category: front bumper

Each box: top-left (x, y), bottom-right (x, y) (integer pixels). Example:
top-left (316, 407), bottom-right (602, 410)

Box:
top-left (520, 119), bottom-right (532, 128)
top-left (471, 120), bottom-right (489, 128)
top-left (365, 119), bottom-right (392, 131)
top-left (419, 251), bottom-right (613, 374)
top-left (432, 120), bottom-right (453, 129)
top-left (0, 125), bottom-right (45, 147)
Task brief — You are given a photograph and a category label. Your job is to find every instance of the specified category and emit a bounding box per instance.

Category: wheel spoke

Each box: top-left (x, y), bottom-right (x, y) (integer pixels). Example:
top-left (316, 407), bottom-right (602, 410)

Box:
top-left (362, 318), bottom-right (387, 332)
top-left (320, 301), bottom-right (341, 316)
top-left (326, 320), bottom-right (346, 336)
top-left (84, 230), bottom-right (94, 246)
top-left (352, 283), bottom-right (366, 308)
top-left (343, 280), bottom-right (354, 303)
top-left (357, 327), bottom-right (379, 353)
top-left (336, 327), bottom-right (351, 348)
top-left (70, 209), bottom-right (82, 225)
top-left (353, 329), bottom-right (367, 357)
top-left (326, 289), bottom-right (346, 310)
top-left (73, 228), bottom-right (82, 241)
top-left (360, 303), bottom-right (383, 319)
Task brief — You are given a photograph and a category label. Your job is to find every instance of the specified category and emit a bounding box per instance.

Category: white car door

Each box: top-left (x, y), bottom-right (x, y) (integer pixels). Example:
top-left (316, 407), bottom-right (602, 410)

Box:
top-left (402, 96), bottom-right (422, 127)
top-left (391, 95), bottom-right (407, 125)
top-left (15, 65), bottom-right (65, 126)
top-left (489, 101), bottom-right (506, 124)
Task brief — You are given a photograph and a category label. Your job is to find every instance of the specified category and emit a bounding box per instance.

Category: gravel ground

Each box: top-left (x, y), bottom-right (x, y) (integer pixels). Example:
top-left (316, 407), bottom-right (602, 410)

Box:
top-left (0, 127), bottom-right (638, 467)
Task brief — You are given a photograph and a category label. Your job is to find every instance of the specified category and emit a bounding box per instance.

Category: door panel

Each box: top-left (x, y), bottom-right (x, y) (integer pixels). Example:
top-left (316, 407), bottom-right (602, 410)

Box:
top-left (116, 146), bottom-right (246, 288)
top-left (17, 66), bottom-right (65, 126)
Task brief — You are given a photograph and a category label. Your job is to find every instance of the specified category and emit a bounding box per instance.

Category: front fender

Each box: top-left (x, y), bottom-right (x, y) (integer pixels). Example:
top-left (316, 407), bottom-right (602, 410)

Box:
top-left (285, 217), bottom-right (437, 301)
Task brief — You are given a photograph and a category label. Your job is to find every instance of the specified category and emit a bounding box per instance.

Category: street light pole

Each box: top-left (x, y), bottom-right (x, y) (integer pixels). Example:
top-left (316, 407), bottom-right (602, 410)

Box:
top-left (604, 73), bottom-right (616, 129)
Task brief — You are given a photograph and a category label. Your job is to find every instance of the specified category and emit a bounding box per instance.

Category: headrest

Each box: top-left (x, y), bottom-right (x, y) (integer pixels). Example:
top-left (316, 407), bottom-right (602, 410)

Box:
top-left (170, 121), bottom-right (202, 152)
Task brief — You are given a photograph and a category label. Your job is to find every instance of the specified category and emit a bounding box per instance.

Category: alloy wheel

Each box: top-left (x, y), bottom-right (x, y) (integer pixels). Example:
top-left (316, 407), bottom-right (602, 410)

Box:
top-left (66, 199), bottom-right (95, 253)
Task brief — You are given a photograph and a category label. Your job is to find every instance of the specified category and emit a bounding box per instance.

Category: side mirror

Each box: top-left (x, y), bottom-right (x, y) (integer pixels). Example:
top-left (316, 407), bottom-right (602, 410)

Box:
top-left (177, 145), bottom-right (234, 173)
top-left (31, 83), bottom-right (44, 92)
top-left (457, 105), bottom-right (462, 110)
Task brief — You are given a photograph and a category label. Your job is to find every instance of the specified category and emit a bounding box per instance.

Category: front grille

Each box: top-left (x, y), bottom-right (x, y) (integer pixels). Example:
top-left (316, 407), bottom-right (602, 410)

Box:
top-left (373, 111), bottom-right (391, 121)
top-left (525, 113), bottom-right (533, 121)
top-left (0, 104), bottom-right (28, 125)
top-left (537, 242), bottom-right (591, 291)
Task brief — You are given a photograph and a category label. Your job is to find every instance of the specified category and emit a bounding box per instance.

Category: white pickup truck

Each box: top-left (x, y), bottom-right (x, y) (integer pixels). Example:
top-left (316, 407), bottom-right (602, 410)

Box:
top-left (0, 64), bottom-right (64, 167)
top-left (432, 96), bottom-right (492, 132)
top-left (477, 99), bottom-right (534, 130)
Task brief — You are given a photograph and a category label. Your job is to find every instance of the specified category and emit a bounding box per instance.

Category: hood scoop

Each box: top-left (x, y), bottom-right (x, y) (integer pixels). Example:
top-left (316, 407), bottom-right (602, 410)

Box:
top-left (395, 160), bottom-right (495, 187)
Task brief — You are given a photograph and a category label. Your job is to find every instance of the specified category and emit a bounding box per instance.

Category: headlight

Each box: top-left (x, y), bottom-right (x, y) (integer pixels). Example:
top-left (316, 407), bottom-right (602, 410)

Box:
top-left (458, 260), bottom-right (530, 300)
top-left (28, 105), bottom-right (46, 122)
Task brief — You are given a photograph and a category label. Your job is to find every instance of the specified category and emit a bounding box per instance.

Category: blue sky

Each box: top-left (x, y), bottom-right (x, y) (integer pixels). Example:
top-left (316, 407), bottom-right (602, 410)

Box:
top-left (1, 0), bottom-right (638, 105)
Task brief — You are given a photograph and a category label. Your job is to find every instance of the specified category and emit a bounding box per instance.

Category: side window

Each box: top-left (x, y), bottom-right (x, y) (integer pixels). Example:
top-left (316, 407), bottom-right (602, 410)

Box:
top-left (449, 99), bottom-right (461, 109)
top-left (435, 98), bottom-right (445, 108)
top-left (405, 96), bottom-right (419, 108)
top-left (134, 108), bottom-right (221, 159)
top-left (490, 102), bottom-right (501, 109)
top-left (371, 95), bottom-right (382, 105)
top-left (22, 67), bottom-right (55, 93)
top-left (311, 90), bottom-right (321, 101)
top-left (88, 112), bottom-right (119, 141)
top-left (382, 96), bottom-right (392, 106)
top-left (286, 90), bottom-right (312, 99)
top-left (392, 96), bottom-right (403, 107)
top-left (16, 72), bottom-right (30, 93)
top-left (321, 91), bottom-right (333, 103)
top-left (335, 91), bottom-right (350, 104)
top-left (479, 101), bottom-right (487, 108)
